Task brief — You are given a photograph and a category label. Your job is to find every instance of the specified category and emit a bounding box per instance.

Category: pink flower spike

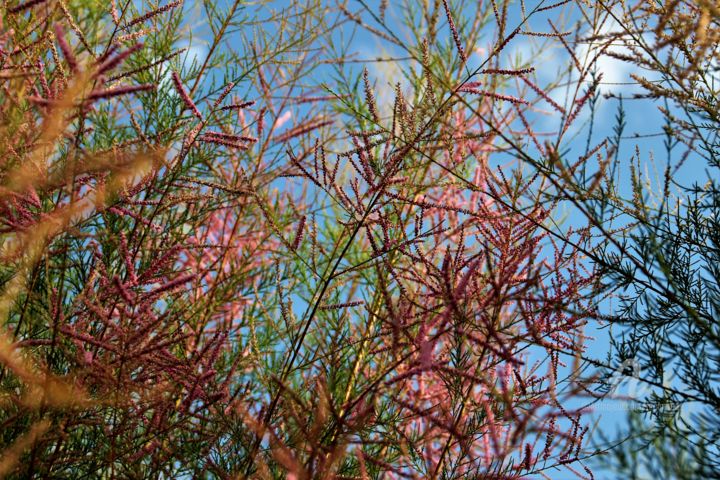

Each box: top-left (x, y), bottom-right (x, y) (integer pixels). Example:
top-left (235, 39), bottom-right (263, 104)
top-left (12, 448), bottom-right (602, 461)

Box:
top-left (87, 83), bottom-right (155, 100)
top-left (213, 81), bottom-right (236, 109)
top-left (319, 301), bottom-right (364, 310)
top-left (54, 23), bottom-right (78, 73)
top-left (458, 86), bottom-right (529, 105)
top-left (442, 0), bottom-right (467, 64)
top-left (7, 0), bottom-right (46, 14)
top-left (122, 0), bottom-right (182, 31)
top-left (197, 134), bottom-right (249, 150)
top-left (171, 71), bottom-right (203, 119)
top-left (291, 215), bottom-right (306, 251)
top-left (220, 100), bottom-right (255, 111)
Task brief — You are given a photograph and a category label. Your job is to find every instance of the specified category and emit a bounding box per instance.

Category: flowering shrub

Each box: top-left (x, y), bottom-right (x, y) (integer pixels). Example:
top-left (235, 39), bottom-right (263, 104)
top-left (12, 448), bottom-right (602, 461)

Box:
top-left (0, 0), bottom-right (608, 478)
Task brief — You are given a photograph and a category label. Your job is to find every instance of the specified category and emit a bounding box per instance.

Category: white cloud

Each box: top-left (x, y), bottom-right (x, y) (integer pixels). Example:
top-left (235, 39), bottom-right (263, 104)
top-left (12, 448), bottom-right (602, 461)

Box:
top-left (576, 15), bottom-right (647, 96)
